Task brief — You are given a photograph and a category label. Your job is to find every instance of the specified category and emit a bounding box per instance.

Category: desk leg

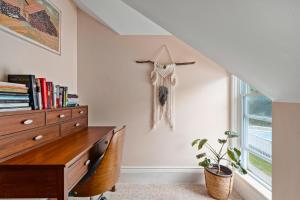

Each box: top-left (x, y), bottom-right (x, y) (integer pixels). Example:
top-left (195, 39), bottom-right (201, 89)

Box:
top-left (57, 168), bottom-right (68, 200)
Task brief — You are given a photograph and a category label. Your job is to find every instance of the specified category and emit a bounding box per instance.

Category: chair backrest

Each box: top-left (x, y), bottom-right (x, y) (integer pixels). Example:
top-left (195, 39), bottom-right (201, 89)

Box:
top-left (72, 126), bottom-right (126, 197)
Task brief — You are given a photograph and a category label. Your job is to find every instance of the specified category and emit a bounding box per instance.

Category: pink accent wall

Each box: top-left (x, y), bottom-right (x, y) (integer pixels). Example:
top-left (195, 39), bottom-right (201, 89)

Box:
top-left (0, 0), bottom-right (78, 93)
top-left (77, 10), bottom-right (230, 167)
top-left (273, 102), bottom-right (300, 200)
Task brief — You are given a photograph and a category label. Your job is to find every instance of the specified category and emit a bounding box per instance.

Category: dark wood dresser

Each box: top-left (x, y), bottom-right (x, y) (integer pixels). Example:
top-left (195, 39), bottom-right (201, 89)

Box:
top-left (0, 106), bottom-right (115, 200)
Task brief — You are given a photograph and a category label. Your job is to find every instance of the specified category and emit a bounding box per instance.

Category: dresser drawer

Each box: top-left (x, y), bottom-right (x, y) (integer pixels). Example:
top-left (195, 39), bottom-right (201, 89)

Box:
top-left (60, 117), bottom-right (88, 136)
top-left (67, 152), bottom-right (91, 190)
top-left (46, 109), bottom-right (71, 125)
top-left (0, 125), bottom-right (59, 160)
top-left (0, 112), bottom-right (45, 136)
top-left (72, 107), bottom-right (88, 119)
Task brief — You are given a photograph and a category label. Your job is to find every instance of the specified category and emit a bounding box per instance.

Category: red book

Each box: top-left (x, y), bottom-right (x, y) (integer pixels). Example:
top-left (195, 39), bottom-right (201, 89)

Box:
top-left (38, 78), bottom-right (47, 109)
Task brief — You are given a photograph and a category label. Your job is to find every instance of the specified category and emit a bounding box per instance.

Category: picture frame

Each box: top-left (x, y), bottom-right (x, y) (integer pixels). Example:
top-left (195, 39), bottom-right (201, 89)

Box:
top-left (0, 0), bottom-right (61, 55)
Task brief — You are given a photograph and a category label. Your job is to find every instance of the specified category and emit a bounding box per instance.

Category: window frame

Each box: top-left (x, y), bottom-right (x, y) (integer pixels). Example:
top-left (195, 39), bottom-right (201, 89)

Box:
top-left (232, 76), bottom-right (272, 190)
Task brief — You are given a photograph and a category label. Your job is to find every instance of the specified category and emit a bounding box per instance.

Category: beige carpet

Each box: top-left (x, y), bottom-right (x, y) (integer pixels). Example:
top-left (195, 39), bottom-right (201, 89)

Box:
top-left (101, 184), bottom-right (243, 200)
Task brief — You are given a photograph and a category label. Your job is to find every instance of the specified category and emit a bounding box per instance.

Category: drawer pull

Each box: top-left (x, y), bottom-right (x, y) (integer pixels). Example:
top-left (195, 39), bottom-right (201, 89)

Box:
top-left (75, 123), bottom-right (80, 127)
top-left (59, 114), bottom-right (65, 118)
top-left (105, 141), bottom-right (109, 145)
top-left (33, 135), bottom-right (43, 141)
top-left (79, 111), bottom-right (84, 114)
top-left (84, 160), bottom-right (91, 166)
top-left (23, 119), bottom-right (33, 125)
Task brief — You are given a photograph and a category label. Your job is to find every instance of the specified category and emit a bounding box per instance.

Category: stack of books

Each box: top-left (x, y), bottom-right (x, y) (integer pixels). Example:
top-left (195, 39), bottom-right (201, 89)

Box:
top-left (0, 82), bottom-right (31, 112)
top-left (67, 94), bottom-right (79, 107)
top-left (8, 74), bottom-right (77, 110)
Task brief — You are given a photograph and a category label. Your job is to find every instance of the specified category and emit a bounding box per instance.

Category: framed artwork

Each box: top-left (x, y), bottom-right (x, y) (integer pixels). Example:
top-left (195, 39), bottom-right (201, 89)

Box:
top-left (0, 0), bottom-right (61, 54)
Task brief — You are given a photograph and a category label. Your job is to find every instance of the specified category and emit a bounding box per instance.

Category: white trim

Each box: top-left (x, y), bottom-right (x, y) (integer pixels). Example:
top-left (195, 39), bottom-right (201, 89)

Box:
top-left (122, 166), bottom-right (201, 173)
top-left (120, 166), bottom-right (204, 184)
top-left (234, 172), bottom-right (272, 200)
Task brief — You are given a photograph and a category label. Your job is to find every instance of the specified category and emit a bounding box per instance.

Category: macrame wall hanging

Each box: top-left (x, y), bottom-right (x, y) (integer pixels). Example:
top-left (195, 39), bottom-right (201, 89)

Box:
top-left (136, 45), bottom-right (196, 130)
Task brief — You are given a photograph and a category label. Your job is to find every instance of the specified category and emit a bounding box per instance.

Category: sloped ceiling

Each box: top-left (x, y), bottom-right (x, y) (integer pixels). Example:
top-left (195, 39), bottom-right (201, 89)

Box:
top-left (73, 0), bottom-right (170, 35)
top-left (75, 0), bottom-right (300, 102)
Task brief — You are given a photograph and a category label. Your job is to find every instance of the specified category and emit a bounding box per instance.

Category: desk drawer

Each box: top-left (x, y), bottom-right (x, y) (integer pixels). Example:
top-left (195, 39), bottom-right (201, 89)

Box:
top-left (0, 112), bottom-right (45, 136)
top-left (60, 117), bottom-right (88, 137)
top-left (0, 125), bottom-right (59, 160)
top-left (67, 152), bottom-right (91, 190)
top-left (96, 131), bottom-right (113, 155)
top-left (47, 109), bottom-right (71, 125)
top-left (72, 107), bottom-right (88, 119)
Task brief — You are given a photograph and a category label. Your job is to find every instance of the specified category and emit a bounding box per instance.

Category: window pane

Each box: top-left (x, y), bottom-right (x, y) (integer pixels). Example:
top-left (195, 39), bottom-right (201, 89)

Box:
top-left (246, 95), bottom-right (272, 118)
top-left (247, 151), bottom-right (272, 186)
top-left (240, 80), bottom-right (272, 186)
top-left (247, 118), bottom-right (272, 161)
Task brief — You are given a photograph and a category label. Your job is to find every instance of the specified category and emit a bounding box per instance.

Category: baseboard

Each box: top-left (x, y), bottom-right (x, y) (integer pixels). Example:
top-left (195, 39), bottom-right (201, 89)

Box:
top-left (120, 166), bottom-right (205, 184)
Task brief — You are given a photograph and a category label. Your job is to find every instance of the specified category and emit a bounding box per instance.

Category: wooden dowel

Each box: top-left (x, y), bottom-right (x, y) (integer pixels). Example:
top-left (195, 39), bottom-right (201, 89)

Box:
top-left (136, 60), bottom-right (195, 66)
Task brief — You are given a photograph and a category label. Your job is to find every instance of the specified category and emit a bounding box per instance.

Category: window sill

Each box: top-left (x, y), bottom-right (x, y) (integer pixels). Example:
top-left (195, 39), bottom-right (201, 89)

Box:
top-left (234, 172), bottom-right (272, 200)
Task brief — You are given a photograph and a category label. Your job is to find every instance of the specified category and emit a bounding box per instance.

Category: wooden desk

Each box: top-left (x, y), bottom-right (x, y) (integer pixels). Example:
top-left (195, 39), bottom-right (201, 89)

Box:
top-left (0, 106), bottom-right (115, 200)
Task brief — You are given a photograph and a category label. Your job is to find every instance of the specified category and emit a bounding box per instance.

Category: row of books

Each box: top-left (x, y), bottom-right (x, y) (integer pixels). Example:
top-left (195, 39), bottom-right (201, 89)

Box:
top-left (0, 82), bottom-right (31, 112)
top-left (4, 75), bottom-right (79, 111)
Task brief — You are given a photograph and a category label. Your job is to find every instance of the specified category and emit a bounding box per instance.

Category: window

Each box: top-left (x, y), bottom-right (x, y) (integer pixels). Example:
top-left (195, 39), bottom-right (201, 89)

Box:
top-left (234, 77), bottom-right (272, 187)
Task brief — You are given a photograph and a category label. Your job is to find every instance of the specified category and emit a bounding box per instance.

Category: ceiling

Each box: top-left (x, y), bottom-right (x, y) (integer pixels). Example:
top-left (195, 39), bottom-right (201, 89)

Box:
top-left (74, 0), bottom-right (170, 35)
top-left (74, 0), bottom-right (300, 102)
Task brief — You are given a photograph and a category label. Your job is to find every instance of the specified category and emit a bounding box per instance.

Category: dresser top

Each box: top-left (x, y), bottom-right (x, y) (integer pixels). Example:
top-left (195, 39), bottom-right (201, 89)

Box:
top-left (0, 127), bottom-right (115, 167)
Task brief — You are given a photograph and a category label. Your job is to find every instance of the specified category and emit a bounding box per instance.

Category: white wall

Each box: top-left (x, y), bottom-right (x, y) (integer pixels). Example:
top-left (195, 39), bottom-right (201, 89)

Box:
top-left (77, 10), bottom-right (230, 167)
top-left (0, 0), bottom-right (78, 93)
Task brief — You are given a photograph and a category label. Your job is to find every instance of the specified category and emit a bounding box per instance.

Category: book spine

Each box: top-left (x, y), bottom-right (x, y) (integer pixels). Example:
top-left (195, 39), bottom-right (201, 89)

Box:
top-left (0, 99), bottom-right (30, 103)
top-left (50, 82), bottom-right (54, 109)
top-left (30, 75), bottom-right (38, 110)
top-left (39, 78), bottom-right (48, 110)
top-left (59, 87), bottom-right (64, 108)
top-left (46, 82), bottom-right (52, 109)
top-left (36, 79), bottom-right (42, 110)
top-left (56, 85), bottom-right (60, 108)
top-left (64, 87), bottom-right (68, 107)
top-left (0, 103), bottom-right (30, 108)
top-left (0, 82), bottom-right (26, 87)
top-left (52, 84), bottom-right (55, 108)
top-left (0, 95), bottom-right (30, 100)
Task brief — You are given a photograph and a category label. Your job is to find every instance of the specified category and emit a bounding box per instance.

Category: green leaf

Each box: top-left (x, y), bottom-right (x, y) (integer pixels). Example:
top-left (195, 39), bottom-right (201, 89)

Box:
top-left (239, 166), bottom-right (248, 175)
top-left (231, 162), bottom-right (248, 175)
top-left (199, 158), bottom-right (210, 168)
top-left (218, 139), bottom-right (227, 144)
top-left (198, 139), bottom-right (208, 150)
top-left (192, 139), bottom-right (200, 147)
top-left (234, 147), bottom-right (241, 157)
top-left (227, 148), bottom-right (238, 163)
top-left (196, 153), bottom-right (206, 159)
top-left (225, 131), bottom-right (240, 138)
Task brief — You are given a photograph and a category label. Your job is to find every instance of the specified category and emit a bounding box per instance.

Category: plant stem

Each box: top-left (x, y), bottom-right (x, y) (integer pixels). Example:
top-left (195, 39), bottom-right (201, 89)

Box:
top-left (205, 143), bottom-right (219, 158)
top-left (218, 161), bottom-right (221, 174)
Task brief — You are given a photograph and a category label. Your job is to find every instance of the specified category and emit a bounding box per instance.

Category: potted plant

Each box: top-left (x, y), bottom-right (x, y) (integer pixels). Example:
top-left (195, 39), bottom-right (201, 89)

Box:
top-left (192, 131), bottom-right (247, 200)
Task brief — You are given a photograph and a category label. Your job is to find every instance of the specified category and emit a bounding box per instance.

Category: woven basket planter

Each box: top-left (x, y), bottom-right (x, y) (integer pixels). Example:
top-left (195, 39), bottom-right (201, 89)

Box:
top-left (204, 165), bottom-right (234, 200)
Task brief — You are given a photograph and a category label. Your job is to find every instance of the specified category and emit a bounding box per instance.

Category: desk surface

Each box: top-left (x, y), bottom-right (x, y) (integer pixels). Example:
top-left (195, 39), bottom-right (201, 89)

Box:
top-left (1, 127), bottom-right (115, 167)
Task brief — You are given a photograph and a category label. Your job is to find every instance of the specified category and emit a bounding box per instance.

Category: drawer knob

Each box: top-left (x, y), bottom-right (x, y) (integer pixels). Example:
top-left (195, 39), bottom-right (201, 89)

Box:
top-left (59, 114), bottom-right (65, 118)
top-left (105, 141), bottom-right (108, 145)
top-left (33, 135), bottom-right (43, 141)
top-left (75, 123), bottom-right (80, 127)
top-left (79, 111), bottom-right (84, 114)
top-left (23, 119), bottom-right (33, 125)
top-left (84, 160), bottom-right (91, 166)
